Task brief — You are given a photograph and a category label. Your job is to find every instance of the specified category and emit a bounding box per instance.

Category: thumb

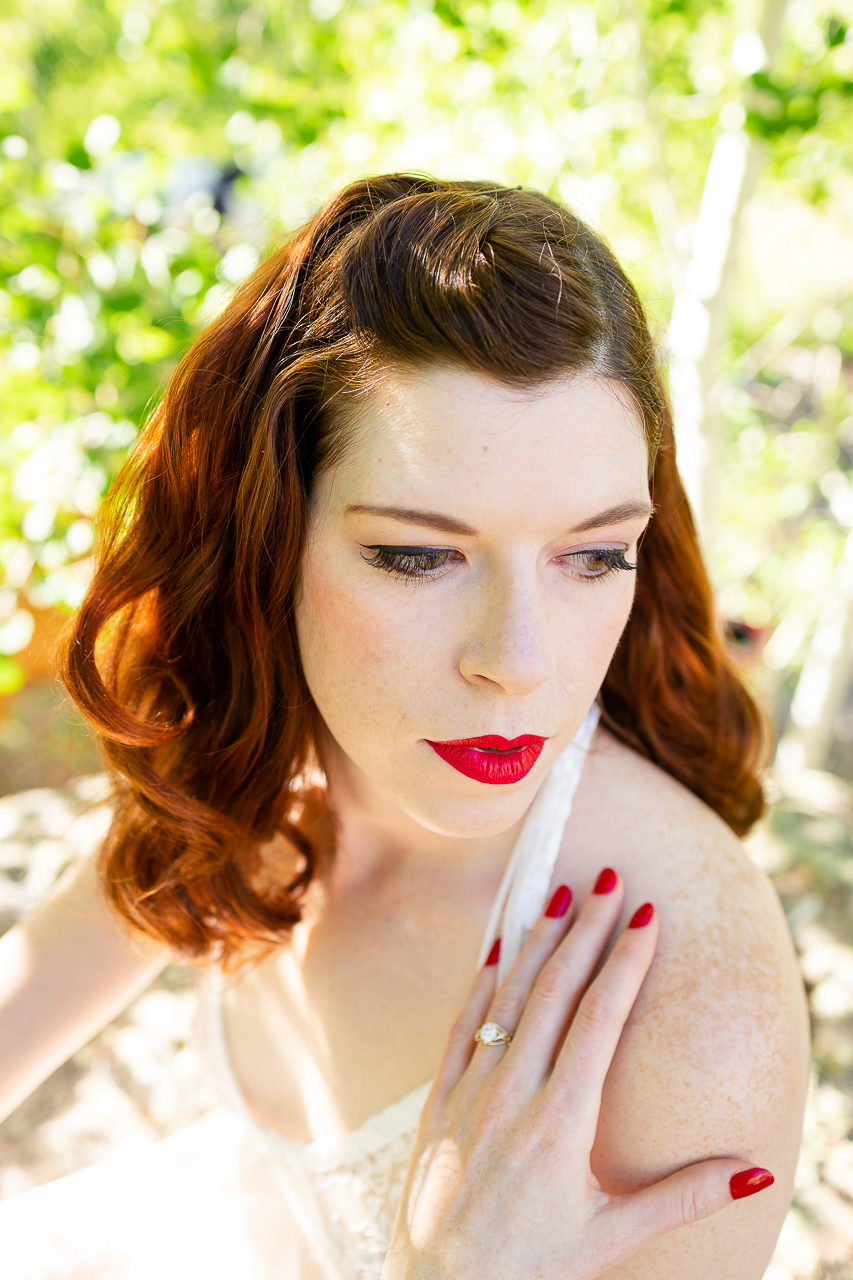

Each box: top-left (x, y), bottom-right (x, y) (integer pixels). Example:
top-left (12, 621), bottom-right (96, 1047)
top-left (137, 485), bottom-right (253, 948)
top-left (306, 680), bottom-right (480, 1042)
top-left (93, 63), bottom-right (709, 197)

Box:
top-left (600, 1159), bottom-right (775, 1256)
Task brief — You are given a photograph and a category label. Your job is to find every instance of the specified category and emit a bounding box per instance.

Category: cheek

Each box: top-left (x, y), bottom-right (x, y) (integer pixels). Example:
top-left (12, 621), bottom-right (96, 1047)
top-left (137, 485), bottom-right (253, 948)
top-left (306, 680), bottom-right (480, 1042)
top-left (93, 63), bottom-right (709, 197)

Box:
top-left (557, 576), bottom-right (636, 682)
top-left (607, 574), bottom-right (637, 638)
top-left (600, 574), bottom-right (637, 644)
top-left (605, 577), bottom-right (637, 656)
top-left (295, 557), bottom-right (437, 722)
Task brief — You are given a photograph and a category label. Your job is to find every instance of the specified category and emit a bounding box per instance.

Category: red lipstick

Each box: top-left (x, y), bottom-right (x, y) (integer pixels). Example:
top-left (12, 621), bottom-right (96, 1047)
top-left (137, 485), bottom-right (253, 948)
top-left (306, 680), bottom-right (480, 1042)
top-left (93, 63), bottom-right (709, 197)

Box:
top-left (425, 734), bottom-right (547, 785)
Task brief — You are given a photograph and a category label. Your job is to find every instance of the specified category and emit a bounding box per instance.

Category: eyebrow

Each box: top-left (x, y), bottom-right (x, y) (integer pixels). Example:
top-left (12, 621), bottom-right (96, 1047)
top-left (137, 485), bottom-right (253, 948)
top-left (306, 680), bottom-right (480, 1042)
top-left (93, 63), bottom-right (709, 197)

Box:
top-left (571, 500), bottom-right (655, 532)
top-left (344, 500), bottom-right (654, 537)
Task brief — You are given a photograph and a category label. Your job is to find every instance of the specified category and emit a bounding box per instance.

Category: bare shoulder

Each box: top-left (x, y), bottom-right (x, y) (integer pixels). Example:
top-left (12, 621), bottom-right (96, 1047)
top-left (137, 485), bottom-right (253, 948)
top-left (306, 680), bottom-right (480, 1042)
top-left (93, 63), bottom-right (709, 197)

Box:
top-left (562, 728), bottom-right (811, 1280)
top-left (569, 727), bottom-right (802, 972)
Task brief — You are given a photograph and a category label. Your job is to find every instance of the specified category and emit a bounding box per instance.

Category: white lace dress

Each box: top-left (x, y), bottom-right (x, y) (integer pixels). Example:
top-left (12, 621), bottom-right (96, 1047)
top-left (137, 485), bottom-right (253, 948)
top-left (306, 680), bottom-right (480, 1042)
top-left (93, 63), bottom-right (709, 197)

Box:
top-left (0, 709), bottom-right (599, 1280)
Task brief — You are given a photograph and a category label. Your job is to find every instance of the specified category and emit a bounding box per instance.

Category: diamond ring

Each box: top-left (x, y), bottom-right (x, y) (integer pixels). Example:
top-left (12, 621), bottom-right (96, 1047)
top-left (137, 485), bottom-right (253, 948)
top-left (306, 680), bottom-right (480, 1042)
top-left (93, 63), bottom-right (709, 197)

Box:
top-left (474, 1021), bottom-right (514, 1046)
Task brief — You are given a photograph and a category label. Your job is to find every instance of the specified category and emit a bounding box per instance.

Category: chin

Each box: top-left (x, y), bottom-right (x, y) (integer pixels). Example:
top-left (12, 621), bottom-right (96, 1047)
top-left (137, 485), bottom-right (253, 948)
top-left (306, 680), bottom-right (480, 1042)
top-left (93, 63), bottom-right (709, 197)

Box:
top-left (392, 782), bottom-right (539, 840)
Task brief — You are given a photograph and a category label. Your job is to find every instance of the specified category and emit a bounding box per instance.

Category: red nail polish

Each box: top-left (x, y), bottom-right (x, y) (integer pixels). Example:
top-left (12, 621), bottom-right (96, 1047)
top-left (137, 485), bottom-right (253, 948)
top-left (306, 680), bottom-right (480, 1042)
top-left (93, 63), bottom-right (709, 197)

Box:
top-left (545, 885), bottom-right (572, 918)
top-left (628, 902), bottom-right (654, 929)
top-left (485, 938), bottom-right (501, 966)
top-left (593, 868), bottom-right (617, 894)
top-left (729, 1168), bottom-right (774, 1200)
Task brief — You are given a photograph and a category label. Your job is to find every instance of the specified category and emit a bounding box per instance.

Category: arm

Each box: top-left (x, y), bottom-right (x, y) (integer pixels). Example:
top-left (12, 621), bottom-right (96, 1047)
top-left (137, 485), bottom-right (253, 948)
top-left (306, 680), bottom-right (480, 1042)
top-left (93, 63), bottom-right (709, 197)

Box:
top-left (0, 852), bottom-right (170, 1124)
top-left (582, 796), bottom-right (811, 1278)
top-left (591, 872), bottom-right (809, 1279)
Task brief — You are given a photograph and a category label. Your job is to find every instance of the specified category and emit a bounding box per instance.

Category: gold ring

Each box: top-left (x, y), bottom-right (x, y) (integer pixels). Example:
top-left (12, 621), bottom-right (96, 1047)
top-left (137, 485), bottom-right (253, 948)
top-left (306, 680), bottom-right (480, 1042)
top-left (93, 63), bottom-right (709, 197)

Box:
top-left (474, 1021), bottom-right (513, 1046)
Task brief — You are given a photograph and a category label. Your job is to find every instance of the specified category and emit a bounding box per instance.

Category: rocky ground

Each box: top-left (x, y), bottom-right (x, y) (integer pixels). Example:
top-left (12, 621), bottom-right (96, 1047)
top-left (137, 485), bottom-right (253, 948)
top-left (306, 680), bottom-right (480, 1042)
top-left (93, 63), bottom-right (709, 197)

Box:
top-left (0, 770), bottom-right (852, 1278)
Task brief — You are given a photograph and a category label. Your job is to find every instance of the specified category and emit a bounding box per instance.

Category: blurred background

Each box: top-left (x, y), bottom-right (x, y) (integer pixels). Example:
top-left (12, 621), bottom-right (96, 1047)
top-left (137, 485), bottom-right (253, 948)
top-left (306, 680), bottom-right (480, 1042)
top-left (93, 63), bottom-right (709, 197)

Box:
top-left (0, 0), bottom-right (852, 1275)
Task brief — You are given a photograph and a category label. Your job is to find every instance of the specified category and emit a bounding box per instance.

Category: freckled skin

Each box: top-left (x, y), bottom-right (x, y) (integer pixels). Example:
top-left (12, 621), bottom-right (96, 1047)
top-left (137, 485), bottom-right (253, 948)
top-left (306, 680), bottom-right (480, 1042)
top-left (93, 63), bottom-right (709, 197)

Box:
top-left (224, 363), bottom-right (809, 1280)
top-left (560, 734), bottom-right (810, 1279)
top-left (295, 365), bottom-right (648, 841)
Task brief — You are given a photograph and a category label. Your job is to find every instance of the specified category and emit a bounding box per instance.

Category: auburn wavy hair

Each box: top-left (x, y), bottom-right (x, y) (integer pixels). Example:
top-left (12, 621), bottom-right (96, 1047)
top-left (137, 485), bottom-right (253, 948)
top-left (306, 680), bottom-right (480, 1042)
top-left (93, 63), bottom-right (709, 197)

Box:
top-left (61, 174), bottom-right (767, 968)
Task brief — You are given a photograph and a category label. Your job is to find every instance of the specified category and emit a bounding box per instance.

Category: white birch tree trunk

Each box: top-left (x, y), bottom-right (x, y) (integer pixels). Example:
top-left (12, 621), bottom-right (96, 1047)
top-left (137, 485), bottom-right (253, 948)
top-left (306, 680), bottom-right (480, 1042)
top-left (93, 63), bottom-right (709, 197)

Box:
top-left (666, 0), bottom-right (791, 537)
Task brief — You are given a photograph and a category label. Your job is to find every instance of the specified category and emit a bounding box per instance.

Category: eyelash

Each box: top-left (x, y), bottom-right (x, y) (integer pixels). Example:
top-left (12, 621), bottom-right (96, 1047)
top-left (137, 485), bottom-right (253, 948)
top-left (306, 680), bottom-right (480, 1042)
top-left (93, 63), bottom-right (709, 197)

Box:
top-left (361, 545), bottom-right (637, 584)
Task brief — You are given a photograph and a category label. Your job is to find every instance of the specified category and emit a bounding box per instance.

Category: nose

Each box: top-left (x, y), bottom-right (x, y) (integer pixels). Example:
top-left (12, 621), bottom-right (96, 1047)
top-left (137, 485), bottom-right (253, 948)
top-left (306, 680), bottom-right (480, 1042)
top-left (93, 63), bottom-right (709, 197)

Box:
top-left (458, 563), bottom-right (557, 696)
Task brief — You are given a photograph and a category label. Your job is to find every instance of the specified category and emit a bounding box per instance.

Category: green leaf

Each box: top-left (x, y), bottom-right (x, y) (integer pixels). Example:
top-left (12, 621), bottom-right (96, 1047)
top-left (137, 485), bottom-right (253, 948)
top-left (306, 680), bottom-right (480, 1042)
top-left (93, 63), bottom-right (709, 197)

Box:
top-left (0, 657), bottom-right (26, 696)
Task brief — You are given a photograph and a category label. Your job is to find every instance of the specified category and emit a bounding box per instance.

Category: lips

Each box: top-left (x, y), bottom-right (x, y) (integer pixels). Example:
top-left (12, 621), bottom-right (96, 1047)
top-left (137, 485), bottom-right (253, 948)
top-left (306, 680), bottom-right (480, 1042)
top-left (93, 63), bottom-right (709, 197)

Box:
top-left (424, 734), bottom-right (547, 785)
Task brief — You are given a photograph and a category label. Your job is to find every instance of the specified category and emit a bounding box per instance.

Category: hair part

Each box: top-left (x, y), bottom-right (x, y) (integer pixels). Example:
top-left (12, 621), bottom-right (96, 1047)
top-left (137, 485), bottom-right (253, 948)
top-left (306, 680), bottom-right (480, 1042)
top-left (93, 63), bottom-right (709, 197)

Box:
top-left (60, 174), bottom-right (767, 970)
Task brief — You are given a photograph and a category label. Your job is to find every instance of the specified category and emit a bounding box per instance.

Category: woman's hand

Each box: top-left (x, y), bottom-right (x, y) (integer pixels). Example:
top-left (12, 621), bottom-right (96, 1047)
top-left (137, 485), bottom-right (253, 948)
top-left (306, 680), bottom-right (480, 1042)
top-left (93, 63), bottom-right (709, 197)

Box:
top-left (382, 870), bottom-right (774, 1280)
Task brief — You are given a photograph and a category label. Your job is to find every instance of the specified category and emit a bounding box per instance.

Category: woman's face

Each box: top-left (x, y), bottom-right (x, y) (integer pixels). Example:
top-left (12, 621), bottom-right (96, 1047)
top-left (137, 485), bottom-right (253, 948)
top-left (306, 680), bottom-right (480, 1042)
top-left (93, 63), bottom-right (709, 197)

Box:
top-left (295, 364), bottom-right (652, 839)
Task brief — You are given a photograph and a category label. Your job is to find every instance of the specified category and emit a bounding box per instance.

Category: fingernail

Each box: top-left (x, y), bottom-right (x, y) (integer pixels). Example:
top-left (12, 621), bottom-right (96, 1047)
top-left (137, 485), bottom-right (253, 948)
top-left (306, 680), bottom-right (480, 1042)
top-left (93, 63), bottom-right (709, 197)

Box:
top-left (545, 885), bottom-right (573, 918)
top-left (729, 1168), bottom-right (774, 1200)
top-left (593, 868), bottom-right (617, 894)
top-left (485, 938), bottom-right (501, 966)
top-left (628, 902), bottom-right (654, 929)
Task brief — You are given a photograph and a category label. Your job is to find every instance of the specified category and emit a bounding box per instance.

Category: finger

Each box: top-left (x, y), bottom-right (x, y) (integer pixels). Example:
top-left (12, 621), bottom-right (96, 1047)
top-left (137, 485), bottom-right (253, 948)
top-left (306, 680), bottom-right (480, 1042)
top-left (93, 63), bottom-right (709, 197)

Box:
top-left (592, 1159), bottom-right (776, 1273)
top-left (477, 869), bottom-right (625, 1089)
top-left (464, 882), bottom-right (580, 1081)
top-left (546, 901), bottom-right (658, 1141)
top-left (431, 946), bottom-right (500, 1105)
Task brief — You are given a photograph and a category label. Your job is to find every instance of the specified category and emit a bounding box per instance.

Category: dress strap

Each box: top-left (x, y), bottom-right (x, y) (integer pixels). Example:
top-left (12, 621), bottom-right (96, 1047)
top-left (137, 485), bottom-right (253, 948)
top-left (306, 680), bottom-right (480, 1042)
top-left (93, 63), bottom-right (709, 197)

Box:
top-left (475, 704), bottom-right (600, 983)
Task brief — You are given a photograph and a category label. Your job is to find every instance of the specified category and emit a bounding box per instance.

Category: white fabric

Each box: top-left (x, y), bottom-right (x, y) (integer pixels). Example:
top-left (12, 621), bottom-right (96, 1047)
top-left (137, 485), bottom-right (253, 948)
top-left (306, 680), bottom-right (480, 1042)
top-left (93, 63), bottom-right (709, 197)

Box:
top-left (477, 704), bottom-right (600, 982)
top-left (0, 708), bottom-right (599, 1279)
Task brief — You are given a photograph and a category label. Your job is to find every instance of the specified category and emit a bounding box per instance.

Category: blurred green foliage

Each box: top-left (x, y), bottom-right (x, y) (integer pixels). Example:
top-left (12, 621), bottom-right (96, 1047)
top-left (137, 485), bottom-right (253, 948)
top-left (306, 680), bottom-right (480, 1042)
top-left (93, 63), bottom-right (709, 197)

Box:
top-left (0, 0), bottom-right (852, 714)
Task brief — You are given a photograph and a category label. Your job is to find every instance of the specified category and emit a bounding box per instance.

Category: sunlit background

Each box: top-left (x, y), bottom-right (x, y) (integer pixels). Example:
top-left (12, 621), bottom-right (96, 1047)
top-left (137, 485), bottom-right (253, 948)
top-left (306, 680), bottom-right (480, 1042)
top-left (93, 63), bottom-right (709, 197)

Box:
top-left (1, 0), bottom-right (853, 1275)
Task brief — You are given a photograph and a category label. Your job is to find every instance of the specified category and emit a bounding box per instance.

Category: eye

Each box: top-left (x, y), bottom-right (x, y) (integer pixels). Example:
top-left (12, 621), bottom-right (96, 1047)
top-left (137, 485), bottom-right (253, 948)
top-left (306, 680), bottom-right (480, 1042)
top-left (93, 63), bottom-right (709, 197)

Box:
top-left (361, 545), bottom-right (462, 582)
top-left (557, 548), bottom-right (637, 581)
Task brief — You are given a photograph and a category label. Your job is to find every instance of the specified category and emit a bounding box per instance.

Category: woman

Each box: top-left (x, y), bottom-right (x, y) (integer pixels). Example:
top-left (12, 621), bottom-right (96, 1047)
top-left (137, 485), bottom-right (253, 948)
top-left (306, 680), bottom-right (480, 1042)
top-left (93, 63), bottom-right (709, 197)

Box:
top-left (0, 175), bottom-right (809, 1279)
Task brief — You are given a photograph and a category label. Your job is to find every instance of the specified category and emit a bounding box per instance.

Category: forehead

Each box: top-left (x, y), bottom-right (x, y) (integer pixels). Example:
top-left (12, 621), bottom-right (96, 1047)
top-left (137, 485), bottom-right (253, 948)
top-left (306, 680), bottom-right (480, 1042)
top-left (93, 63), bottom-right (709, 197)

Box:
top-left (324, 364), bottom-right (649, 519)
